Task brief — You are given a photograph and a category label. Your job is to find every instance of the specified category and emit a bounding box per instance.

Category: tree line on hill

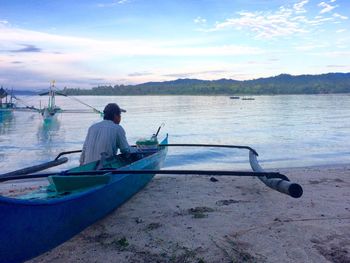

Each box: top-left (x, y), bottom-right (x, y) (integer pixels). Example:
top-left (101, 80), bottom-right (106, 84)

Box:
top-left (62, 73), bottom-right (350, 96)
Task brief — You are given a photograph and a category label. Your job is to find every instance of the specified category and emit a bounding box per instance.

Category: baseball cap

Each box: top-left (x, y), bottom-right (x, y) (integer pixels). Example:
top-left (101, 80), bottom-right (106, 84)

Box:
top-left (103, 103), bottom-right (126, 118)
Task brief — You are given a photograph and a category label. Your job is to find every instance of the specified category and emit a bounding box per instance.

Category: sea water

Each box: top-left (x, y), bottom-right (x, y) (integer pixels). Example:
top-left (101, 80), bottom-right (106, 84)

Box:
top-left (0, 94), bottom-right (349, 173)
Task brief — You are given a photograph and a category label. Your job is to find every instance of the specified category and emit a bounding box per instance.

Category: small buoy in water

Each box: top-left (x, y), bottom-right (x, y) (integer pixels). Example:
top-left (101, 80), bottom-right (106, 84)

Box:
top-left (210, 177), bottom-right (218, 182)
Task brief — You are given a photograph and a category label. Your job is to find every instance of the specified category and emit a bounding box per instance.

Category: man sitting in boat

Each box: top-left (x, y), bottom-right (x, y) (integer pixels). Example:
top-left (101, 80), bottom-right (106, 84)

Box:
top-left (79, 103), bottom-right (136, 165)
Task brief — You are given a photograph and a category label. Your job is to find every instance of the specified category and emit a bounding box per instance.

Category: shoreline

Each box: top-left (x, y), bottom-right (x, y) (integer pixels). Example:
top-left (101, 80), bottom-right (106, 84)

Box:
top-left (2, 164), bottom-right (349, 262)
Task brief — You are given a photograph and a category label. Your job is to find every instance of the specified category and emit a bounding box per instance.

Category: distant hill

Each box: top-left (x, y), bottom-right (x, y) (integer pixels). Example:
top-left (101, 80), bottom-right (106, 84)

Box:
top-left (63, 72), bottom-right (350, 95)
top-left (12, 90), bottom-right (38, 96)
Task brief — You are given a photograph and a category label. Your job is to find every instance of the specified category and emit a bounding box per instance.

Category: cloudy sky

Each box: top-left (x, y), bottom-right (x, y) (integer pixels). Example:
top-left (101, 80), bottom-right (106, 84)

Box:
top-left (0, 0), bottom-right (349, 89)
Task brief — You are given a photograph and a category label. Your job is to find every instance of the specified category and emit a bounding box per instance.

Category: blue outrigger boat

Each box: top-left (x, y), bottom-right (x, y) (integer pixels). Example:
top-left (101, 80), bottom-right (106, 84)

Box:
top-left (0, 136), bottom-right (168, 263)
top-left (0, 132), bottom-right (303, 263)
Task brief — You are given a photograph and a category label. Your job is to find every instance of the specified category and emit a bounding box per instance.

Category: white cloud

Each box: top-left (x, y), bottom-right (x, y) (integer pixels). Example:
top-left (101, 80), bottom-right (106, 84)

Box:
top-left (163, 70), bottom-right (228, 78)
top-left (336, 29), bottom-right (346, 33)
top-left (207, 7), bottom-right (309, 39)
top-left (0, 23), bottom-right (266, 88)
top-left (0, 25), bottom-right (263, 57)
top-left (0, 20), bottom-right (9, 25)
top-left (327, 65), bottom-right (346, 68)
top-left (293, 0), bottom-right (309, 13)
top-left (312, 51), bottom-right (350, 58)
top-left (318, 2), bottom-right (337, 14)
top-left (294, 43), bottom-right (328, 51)
top-left (335, 37), bottom-right (349, 49)
top-left (203, 1), bottom-right (348, 39)
top-left (194, 16), bottom-right (206, 24)
top-left (97, 0), bottom-right (129, 7)
top-left (306, 16), bottom-right (333, 26)
top-left (333, 13), bottom-right (348, 20)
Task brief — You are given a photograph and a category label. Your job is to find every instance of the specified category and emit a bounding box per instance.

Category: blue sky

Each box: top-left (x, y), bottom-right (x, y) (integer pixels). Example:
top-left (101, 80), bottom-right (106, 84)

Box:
top-left (0, 0), bottom-right (349, 89)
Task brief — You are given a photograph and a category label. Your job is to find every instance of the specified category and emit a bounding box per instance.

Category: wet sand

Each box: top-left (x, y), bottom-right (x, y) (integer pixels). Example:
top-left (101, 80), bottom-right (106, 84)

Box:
top-left (4, 165), bottom-right (349, 263)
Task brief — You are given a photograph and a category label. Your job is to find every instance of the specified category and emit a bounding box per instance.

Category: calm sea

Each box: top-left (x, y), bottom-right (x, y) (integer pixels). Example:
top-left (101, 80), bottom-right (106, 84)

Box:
top-left (1, 95), bottom-right (349, 173)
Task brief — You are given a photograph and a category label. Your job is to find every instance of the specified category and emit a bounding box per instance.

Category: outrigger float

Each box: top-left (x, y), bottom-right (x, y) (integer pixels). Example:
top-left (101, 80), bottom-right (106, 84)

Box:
top-left (0, 130), bottom-right (302, 263)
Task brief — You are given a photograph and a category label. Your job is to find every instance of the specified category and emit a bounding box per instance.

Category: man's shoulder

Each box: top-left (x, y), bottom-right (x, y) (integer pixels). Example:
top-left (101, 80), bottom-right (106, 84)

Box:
top-left (90, 120), bottom-right (124, 132)
top-left (88, 120), bottom-right (110, 131)
top-left (89, 120), bottom-right (105, 129)
top-left (114, 123), bottom-right (126, 133)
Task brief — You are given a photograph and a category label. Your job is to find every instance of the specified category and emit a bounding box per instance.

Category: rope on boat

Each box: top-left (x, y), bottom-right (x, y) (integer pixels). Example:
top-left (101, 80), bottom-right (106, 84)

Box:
top-left (11, 95), bottom-right (40, 111)
top-left (64, 95), bottom-right (103, 115)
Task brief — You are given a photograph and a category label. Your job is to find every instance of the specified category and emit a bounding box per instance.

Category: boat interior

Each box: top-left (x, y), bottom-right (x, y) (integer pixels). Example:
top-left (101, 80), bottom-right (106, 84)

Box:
top-left (1, 149), bottom-right (159, 201)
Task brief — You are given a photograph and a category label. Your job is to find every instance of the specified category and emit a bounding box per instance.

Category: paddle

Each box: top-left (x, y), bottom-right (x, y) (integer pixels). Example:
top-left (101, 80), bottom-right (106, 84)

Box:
top-left (0, 157), bottom-right (68, 178)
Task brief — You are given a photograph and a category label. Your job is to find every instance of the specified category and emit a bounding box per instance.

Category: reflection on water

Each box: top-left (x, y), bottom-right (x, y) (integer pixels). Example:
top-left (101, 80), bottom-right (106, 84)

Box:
top-left (37, 118), bottom-right (61, 143)
top-left (0, 112), bottom-right (15, 164)
top-left (36, 118), bottom-right (63, 158)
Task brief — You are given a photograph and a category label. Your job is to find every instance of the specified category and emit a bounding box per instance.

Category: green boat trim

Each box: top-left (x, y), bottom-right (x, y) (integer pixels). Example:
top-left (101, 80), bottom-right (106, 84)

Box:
top-left (48, 174), bottom-right (111, 193)
top-left (14, 149), bottom-right (163, 201)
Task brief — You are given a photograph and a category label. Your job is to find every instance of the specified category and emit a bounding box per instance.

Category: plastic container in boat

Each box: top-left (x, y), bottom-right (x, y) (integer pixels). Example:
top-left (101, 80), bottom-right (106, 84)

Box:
top-left (136, 135), bottom-right (159, 150)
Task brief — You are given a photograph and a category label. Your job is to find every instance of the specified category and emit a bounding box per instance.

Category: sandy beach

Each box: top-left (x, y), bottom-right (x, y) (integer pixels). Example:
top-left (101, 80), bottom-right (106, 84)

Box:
top-left (2, 165), bottom-right (349, 263)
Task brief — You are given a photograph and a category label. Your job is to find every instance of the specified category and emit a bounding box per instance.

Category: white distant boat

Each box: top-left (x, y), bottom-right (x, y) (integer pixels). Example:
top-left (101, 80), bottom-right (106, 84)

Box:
top-left (6, 81), bottom-right (103, 121)
top-left (37, 81), bottom-right (64, 120)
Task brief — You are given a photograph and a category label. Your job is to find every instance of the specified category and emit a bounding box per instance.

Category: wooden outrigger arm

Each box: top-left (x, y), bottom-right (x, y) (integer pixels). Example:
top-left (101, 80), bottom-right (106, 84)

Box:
top-left (0, 144), bottom-right (303, 198)
top-left (159, 144), bottom-right (303, 198)
top-left (54, 144), bottom-right (303, 198)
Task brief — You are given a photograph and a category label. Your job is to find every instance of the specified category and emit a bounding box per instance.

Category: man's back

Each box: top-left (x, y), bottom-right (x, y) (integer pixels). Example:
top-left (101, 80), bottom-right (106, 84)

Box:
top-left (80, 120), bottom-right (130, 165)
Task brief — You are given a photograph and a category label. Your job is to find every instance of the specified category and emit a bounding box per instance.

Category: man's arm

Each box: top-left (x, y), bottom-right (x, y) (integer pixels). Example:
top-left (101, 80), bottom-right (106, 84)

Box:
top-left (117, 126), bottom-right (137, 154)
top-left (79, 128), bottom-right (90, 165)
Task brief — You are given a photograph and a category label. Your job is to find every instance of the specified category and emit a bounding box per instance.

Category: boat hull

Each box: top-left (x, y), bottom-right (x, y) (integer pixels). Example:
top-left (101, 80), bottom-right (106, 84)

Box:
top-left (0, 141), bottom-right (167, 263)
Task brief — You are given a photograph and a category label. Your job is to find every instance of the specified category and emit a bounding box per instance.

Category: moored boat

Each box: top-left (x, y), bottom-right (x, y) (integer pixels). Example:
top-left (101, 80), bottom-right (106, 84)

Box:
top-left (6, 81), bottom-right (103, 121)
top-left (0, 87), bottom-right (15, 113)
top-left (0, 136), bottom-right (168, 263)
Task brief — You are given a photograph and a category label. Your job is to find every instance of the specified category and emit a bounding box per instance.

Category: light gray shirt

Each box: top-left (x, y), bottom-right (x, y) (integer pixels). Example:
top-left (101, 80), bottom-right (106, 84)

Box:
top-left (79, 120), bottom-right (134, 165)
